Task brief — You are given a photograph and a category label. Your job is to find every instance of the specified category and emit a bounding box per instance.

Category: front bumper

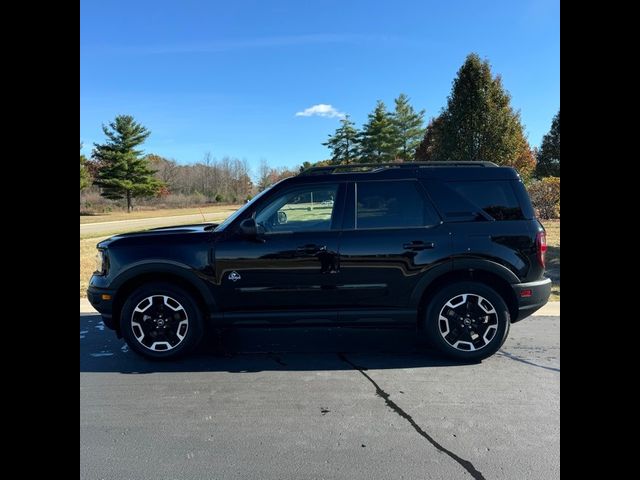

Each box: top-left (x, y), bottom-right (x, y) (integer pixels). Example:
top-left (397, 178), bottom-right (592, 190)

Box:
top-left (87, 285), bottom-right (117, 331)
top-left (511, 277), bottom-right (552, 322)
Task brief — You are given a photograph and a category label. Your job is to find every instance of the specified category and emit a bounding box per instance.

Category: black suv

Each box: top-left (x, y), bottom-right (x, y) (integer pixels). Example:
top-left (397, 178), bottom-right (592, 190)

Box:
top-left (87, 162), bottom-right (551, 361)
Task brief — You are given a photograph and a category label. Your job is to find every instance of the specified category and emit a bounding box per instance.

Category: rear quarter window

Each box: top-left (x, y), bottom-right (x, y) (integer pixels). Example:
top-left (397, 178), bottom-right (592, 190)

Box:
top-left (425, 180), bottom-right (525, 221)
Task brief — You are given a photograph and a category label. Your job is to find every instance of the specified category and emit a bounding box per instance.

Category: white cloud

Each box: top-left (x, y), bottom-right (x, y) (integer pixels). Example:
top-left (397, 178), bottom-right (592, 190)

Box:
top-left (295, 104), bottom-right (345, 118)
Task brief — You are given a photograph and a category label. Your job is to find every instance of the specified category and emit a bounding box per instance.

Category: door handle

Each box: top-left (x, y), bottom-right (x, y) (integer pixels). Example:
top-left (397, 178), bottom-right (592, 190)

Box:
top-left (296, 244), bottom-right (326, 254)
top-left (403, 241), bottom-right (435, 251)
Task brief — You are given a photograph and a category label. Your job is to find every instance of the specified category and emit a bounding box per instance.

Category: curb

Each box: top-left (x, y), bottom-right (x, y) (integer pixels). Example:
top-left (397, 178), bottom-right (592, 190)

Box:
top-left (532, 301), bottom-right (559, 316)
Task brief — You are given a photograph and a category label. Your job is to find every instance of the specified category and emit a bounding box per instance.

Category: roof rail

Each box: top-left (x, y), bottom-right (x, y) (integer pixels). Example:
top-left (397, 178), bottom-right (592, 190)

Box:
top-left (298, 161), bottom-right (498, 176)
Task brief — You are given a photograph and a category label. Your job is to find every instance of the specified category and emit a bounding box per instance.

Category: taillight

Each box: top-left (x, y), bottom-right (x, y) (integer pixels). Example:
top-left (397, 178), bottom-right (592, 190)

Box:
top-left (536, 231), bottom-right (547, 268)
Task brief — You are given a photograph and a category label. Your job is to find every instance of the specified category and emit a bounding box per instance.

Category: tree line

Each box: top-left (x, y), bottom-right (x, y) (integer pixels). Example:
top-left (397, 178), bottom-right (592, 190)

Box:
top-left (321, 94), bottom-right (425, 165)
top-left (81, 52), bottom-right (559, 216)
top-left (321, 53), bottom-right (559, 182)
top-left (81, 116), bottom-right (264, 212)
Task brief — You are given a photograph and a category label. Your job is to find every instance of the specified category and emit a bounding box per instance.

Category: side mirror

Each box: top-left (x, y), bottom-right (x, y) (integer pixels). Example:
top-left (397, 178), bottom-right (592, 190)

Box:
top-left (239, 218), bottom-right (258, 237)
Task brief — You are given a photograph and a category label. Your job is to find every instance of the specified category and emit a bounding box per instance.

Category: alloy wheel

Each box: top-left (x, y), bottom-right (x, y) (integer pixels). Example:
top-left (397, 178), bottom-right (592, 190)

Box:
top-left (437, 293), bottom-right (499, 352)
top-left (130, 295), bottom-right (189, 352)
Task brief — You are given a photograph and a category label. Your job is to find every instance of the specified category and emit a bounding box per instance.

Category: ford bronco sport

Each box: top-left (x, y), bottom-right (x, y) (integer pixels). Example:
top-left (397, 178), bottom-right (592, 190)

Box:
top-left (87, 162), bottom-right (551, 361)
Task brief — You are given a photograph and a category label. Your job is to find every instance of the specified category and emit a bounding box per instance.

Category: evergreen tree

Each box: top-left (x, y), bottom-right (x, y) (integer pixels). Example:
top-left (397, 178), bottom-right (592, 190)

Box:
top-left (92, 115), bottom-right (162, 212)
top-left (428, 53), bottom-right (535, 177)
top-left (358, 101), bottom-right (396, 163)
top-left (535, 110), bottom-right (560, 177)
top-left (322, 115), bottom-right (360, 164)
top-left (80, 143), bottom-right (91, 191)
top-left (392, 93), bottom-right (425, 161)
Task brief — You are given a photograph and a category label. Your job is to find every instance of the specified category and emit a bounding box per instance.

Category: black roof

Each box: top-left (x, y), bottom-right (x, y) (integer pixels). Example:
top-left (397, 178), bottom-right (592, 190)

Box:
top-left (295, 161), bottom-right (520, 182)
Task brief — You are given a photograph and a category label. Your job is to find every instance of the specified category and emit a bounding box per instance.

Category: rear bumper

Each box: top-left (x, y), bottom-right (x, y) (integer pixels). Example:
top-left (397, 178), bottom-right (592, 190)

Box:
top-left (86, 285), bottom-right (117, 331)
top-left (511, 277), bottom-right (552, 322)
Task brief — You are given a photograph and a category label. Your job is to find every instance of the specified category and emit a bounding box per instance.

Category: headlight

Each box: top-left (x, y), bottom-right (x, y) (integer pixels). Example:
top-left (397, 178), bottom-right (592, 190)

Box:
top-left (95, 249), bottom-right (106, 275)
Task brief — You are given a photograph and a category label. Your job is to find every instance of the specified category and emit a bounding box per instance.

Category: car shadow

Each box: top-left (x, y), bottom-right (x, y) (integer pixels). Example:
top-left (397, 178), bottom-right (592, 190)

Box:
top-left (80, 314), bottom-right (467, 373)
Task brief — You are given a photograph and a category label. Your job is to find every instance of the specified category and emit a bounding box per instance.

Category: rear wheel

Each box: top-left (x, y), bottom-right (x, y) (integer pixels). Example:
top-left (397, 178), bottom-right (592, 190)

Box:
top-left (423, 282), bottom-right (510, 361)
top-left (120, 282), bottom-right (204, 359)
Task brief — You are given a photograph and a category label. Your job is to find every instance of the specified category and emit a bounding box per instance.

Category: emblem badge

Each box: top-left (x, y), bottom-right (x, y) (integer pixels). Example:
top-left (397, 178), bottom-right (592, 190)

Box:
top-left (228, 271), bottom-right (241, 282)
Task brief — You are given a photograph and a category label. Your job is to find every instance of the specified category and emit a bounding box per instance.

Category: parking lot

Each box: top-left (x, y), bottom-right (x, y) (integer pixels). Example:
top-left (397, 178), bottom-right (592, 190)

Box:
top-left (80, 312), bottom-right (559, 479)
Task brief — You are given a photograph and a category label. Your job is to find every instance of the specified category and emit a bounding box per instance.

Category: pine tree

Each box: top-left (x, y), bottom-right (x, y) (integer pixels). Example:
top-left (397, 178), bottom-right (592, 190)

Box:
top-left (428, 53), bottom-right (535, 178)
top-left (392, 93), bottom-right (425, 161)
top-left (535, 110), bottom-right (560, 177)
top-left (322, 115), bottom-right (360, 164)
top-left (358, 101), bottom-right (396, 163)
top-left (92, 115), bottom-right (162, 212)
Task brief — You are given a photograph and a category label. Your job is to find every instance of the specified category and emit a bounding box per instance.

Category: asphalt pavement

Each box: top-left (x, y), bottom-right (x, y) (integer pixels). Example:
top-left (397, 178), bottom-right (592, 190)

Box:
top-left (80, 311), bottom-right (559, 479)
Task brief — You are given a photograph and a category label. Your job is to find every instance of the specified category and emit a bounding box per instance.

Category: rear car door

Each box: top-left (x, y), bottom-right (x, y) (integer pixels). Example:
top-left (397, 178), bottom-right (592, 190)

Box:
top-left (336, 179), bottom-right (451, 321)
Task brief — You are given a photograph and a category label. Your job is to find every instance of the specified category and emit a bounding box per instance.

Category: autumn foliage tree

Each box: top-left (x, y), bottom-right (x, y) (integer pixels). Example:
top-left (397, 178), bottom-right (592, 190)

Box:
top-left (415, 116), bottom-right (444, 161)
top-left (527, 177), bottom-right (560, 219)
top-left (80, 143), bottom-right (91, 191)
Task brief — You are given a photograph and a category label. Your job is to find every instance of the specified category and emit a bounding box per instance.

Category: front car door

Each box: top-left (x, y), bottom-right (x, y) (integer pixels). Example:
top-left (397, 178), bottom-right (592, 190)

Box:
top-left (213, 181), bottom-right (345, 322)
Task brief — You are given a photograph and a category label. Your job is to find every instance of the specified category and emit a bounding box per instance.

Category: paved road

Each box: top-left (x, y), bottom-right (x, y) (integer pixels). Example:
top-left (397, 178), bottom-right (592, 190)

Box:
top-left (80, 210), bottom-right (238, 237)
top-left (80, 314), bottom-right (559, 479)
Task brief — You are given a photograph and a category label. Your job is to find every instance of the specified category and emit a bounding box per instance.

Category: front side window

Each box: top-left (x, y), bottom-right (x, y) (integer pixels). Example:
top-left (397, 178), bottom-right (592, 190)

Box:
top-left (356, 180), bottom-right (438, 229)
top-left (255, 184), bottom-right (339, 233)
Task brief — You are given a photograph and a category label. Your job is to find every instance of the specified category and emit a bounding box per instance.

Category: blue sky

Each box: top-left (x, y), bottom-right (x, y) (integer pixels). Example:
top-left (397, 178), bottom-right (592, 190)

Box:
top-left (80, 0), bottom-right (559, 174)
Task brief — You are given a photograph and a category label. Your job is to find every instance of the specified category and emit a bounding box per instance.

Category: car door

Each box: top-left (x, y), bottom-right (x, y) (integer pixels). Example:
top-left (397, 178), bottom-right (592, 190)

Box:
top-left (336, 179), bottom-right (451, 321)
top-left (213, 182), bottom-right (345, 320)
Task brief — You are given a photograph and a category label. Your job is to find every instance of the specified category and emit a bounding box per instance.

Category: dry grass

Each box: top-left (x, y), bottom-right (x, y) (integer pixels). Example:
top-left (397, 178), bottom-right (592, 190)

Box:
top-left (80, 236), bottom-right (109, 296)
top-left (80, 204), bottom-right (241, 224)
top-left (541, 220), bottom-right (560, 301)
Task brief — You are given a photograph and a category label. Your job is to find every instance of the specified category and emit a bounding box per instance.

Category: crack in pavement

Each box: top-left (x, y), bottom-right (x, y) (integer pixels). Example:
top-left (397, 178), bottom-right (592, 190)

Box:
top-left (338, 353), bottom-right (486, 480)
top-left (498, 350), bottom-right (560, 373)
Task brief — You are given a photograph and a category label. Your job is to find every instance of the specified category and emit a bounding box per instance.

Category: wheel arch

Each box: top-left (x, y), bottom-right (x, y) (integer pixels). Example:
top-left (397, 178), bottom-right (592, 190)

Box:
top-left (110, 262), bottom-right (217, 333)
top-left (413, 263), bottom-right (519, 327)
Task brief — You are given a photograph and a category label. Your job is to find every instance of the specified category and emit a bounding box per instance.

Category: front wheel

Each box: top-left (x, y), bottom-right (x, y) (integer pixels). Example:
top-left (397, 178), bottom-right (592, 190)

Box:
top-left (120, 282), bottom-right (204, 360)
top-left (423, 282), bottom-right (510, 361)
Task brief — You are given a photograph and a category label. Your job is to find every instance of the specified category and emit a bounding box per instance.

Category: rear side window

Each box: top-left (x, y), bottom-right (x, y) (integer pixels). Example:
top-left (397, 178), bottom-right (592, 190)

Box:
top-left (426, 180), bottom-right (524, 221)
top-left (355, 180), bottom-right (439, 229)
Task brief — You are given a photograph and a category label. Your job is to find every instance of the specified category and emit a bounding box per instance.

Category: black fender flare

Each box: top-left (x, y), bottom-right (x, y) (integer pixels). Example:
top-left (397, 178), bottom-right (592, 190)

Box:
top-left (111, 260), bottom-right (217, 313)
top-left (453, 258), bottom-right (520, 283)
top-left (409, 258), bottom-right (519, 308)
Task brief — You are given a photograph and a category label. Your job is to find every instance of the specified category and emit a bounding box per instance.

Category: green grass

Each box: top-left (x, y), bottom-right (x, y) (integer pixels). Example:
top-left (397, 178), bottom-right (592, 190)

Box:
top-left (280, 204), bottom-right (333, 221)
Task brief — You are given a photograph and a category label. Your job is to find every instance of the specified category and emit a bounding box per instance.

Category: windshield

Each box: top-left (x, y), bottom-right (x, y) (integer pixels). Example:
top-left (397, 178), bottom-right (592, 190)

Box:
top-left (213, 185), bottom-right (274, 232)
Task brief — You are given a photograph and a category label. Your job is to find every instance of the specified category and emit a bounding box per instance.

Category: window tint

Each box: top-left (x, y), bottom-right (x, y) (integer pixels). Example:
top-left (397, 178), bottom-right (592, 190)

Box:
top-left (448, 181), bottom-right (523, 220)
top-left (355, 181), bottom-right (438, 229)
top-left (256, 184), bottom-right (338, 233)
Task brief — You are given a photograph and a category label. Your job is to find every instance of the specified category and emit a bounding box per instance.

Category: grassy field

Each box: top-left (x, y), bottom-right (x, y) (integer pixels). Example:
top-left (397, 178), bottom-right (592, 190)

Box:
top-left (80, 210), bottom-right (560, 301)
top-left (543, 220), bottom-right (560, 301)
top-left (80, 204), bottom-right (241, 224)
top-left (80, 235), bottom-right (109, 296)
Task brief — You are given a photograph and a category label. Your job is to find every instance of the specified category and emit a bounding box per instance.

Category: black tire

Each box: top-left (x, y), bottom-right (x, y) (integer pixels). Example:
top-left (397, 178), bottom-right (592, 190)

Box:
top-left (120, 282), bottom-right (204, 360)
top-left (423, 281), bottom-right (510, 362)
